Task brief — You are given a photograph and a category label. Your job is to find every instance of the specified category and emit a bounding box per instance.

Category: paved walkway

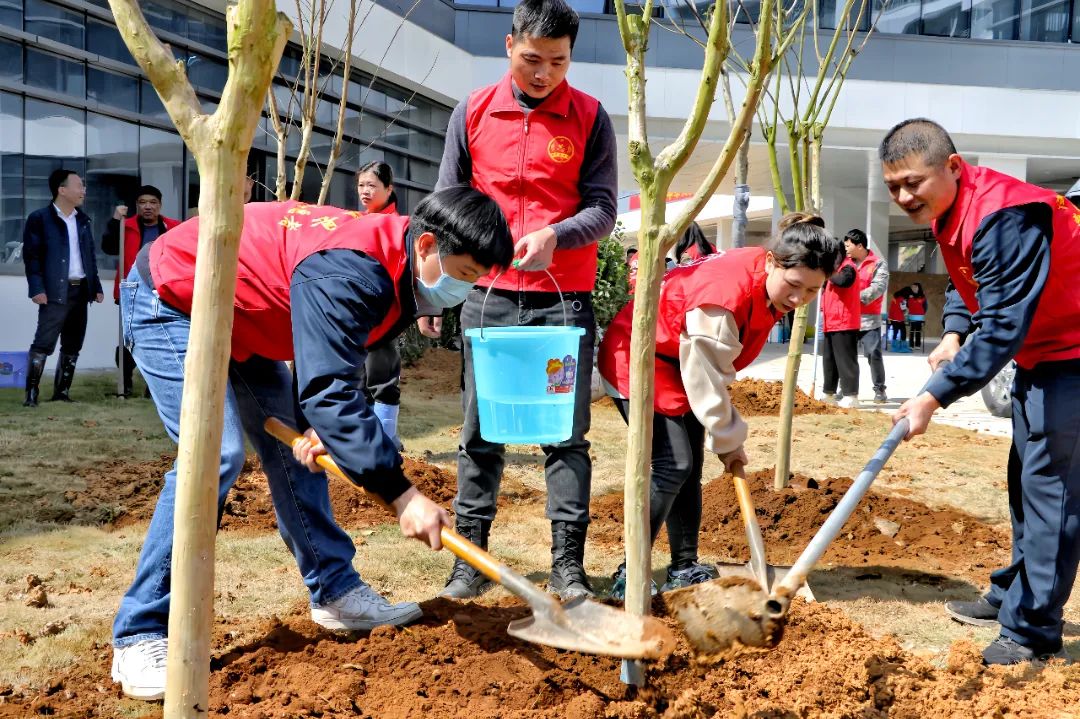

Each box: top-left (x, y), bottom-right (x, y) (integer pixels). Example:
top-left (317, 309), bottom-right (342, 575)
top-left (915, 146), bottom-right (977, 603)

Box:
top-left (741, 340), bottom-right (1013, 438)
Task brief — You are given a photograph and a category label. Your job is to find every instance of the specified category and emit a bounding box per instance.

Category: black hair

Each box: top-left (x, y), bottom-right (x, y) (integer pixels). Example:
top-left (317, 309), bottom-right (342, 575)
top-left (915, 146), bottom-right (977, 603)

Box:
top-left (879, 118), bottom-right (957, 168)
top-left (909, 282), bottom-right (925, 298)
top-left (769, 212), bottom-right (844, 276)
top-left (356, 160), bottom-right (399, 209)
top-left (136, 185), bottom-right (162, 202)
top-left (512, 0), bottom-right (579, 49)
top-left (411, 186), bottom-right (514, 270)
top-left (49, 169), bottom-right (78, 200)
top-left (844, 228), bottom-right (868, 248)
top-left (675, 221), bottom-right (713, 263)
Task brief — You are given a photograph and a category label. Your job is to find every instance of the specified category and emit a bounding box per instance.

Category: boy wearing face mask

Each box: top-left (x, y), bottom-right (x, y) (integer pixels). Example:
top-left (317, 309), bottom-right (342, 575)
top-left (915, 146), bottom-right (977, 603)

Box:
top-left (110, 187), bottom-right (512, 702)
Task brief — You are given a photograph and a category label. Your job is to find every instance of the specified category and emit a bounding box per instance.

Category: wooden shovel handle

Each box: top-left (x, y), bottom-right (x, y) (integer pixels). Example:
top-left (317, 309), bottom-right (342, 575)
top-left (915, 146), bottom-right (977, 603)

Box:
top-left (730, 462), bottom-right (770, 590)
top-left (264, 417), bottom-right (509, 587)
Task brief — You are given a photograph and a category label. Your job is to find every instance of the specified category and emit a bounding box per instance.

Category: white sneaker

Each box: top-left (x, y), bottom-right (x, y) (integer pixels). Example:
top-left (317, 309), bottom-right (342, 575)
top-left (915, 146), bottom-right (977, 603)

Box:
top-left (311, 582), bottom-right (422, 631)
top-left (820, 393), bottom-right (839, 405)
top-left (111, 638), bottom-right (167, 701)
top-left (838, 395), bottom-right (860, 409)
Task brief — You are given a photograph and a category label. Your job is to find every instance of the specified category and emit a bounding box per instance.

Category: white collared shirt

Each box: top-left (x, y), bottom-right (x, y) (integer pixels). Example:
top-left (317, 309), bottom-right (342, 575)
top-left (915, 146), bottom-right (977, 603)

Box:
top-left (54, 203), bottom-right (84, 281)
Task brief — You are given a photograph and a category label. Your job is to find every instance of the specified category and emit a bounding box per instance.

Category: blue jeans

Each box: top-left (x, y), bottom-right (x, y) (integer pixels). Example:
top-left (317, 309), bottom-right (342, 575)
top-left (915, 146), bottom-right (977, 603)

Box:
top-left (112, 269), bottom-right (362, 647)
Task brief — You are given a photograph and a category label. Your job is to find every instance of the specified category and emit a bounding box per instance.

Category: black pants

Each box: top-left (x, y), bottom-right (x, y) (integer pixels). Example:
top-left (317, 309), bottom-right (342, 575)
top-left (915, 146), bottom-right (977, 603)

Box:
top-left (455, 287), bottom-right (594, 525)
top-left (29, 281), bottom-right (89, 356)
top-left (614, 398), bottom-right (705, 568)
top-left (889, 320), bottom-right (907, 343)
top-left (821, 330), bottom-right (859, 397)
top-left (858, 328), bottom-right (886, 393)
top-left (363, 342), bottom-right (401, 405)
top-left (909, 320), bottom-right (924, 350)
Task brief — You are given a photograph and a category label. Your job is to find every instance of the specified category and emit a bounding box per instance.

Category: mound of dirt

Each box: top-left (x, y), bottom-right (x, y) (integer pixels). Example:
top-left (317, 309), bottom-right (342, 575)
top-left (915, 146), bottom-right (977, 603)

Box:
top-left (70, 455), bottom-right (539, 533)
top-left (400, 346), bottom-right (461, 397)
top-left (591, 468), bottom-right (1010, 581)
top-left (11, 599), bottom-right (1079, 718)
top-left (728, 378), bottom-right (837, 417)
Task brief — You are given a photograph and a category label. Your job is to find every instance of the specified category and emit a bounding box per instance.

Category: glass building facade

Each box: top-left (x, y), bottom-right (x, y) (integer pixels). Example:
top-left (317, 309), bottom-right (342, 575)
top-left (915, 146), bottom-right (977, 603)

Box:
top-left (0, 0), bottom-right (450, 274)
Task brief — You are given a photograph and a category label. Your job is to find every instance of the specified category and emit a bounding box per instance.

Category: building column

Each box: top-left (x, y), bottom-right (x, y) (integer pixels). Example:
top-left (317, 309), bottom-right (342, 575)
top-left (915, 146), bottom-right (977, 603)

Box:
top-left (866, 150), bottom-right (891, 264)
top-left (976, 154), bottom-right (1028, 181)
top-left (714, 218), bottom-right (730, 252)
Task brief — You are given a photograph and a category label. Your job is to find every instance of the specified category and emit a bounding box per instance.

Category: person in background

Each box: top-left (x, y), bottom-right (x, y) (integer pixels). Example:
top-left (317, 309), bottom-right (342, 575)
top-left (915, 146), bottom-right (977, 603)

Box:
top-left (674, 221), bottom-right (714, 265)
top-left (906, 281), bottom-right (928, 351)
top-left (21, 169), bottom-right (105, 407)
top-left (598, 214), bottom-right (844, 597)
top-left (887, 289), bottom-right (910, 352)
top-left (882, 118), bottom-right (1080, 665)
top-left (102, 185), bottom-right (181, 398)
top-left (819, 238), bottom-right (862, 408)
top-left (435, 0), bottom-right (617, 601)
top-left (845, 229), bottom-right (890, 403)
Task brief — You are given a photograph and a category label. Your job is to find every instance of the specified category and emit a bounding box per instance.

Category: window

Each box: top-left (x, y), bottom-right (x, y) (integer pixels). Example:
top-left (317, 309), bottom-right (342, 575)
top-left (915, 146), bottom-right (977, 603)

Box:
top-left (921, 0), bottom-right (971, 36)
top-left (819, 0), bottom-right (870, 30)
top-left (0, 0), bottom-right (22, 32)
top-left (140, 125), bottom-right (183, 217)
top-left (186, 9), bottom-right (226, 49)
top-left (874, 0), bottom-right (924, 34)
top-left (0, 37), bottom-right (21, 83)
top-left (0, 92), bottom-right (23, 267)
top-left (88, 18), bottom-right (134, 66)
top-left (409, 158), bottom-right (438, 186)
top-left (87, 67), bottom-right (138, 111)
top-left (142, 0), bottom-right (185, 38)
top-left (1019, 0), bottom-right (1069, 40)
top-left (86, 112), bottom-right (138, 268)
top-left (24, 0), bottom-right (84, 49)
top-left (141, 79), bottom-right (168, 119)
top-left (184, 51), bottom-right (226, 92)
top-left (970, 0), bottom-right (1020, 38)
top-left (25, 99), bottom-right (84, 213)
top-left (25, 48), bottom-right (85, 99)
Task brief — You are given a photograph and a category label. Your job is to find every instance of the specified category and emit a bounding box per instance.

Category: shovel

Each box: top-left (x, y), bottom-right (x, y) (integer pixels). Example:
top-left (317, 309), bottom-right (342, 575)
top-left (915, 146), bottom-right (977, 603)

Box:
top-left (665, 418), bottom-right (911, 653)
top-left (265, 418), bottom-right (674, 660)
top-left (712, 463), bottom-right (814, 602)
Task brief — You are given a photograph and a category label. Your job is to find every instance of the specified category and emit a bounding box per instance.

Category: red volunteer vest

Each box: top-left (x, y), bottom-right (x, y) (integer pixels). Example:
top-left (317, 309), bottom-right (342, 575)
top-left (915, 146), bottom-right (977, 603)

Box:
top-left (932, 161), bottom-right (1080, 369)
top-left (907, 296), bottom-right (926, 316)
top-left (887, 297), bottom-right (906, 322)
top-left (821, 258), bottom-right (862, 332)
top-left (465, 74), bottom-right (599, 293)
top-left (856, 252), bottom-right (884, 315)
top-left (112, 215), bottom-right (181, 301)
top-left (150, 201), bottom-right (411, 362)
top-left (598, 247), bottom-right (781, 416)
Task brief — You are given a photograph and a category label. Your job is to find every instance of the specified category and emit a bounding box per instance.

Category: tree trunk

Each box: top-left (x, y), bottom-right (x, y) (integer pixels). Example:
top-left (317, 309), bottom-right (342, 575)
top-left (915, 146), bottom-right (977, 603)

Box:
top-left (774, 303), bottom-right (808, 489)
top-left (731, 132), bottom-right (750, 249)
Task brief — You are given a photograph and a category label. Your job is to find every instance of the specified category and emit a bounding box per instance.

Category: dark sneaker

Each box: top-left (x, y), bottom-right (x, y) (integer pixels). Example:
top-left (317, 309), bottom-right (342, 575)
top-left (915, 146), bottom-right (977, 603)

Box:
top-left (944, 597), bottom-right (1000, 627)
top-left (607, 563), bottom-right (658, 601)
top-left (660, 563), bottom-right (719, 592)
top-left (873, 390), bottom-right (888, 404)
top-left (549, 561), bottom-right (595, 601)
top-left (982, 635), bottom-right (1070, 666)
top-left (438, 558), bottom-right (494, 599)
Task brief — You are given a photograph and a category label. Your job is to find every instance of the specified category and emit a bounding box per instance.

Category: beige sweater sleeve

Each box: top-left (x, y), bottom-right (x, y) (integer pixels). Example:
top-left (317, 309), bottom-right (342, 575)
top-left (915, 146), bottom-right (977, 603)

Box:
top-left (679, 306), bottom-right (748, 455)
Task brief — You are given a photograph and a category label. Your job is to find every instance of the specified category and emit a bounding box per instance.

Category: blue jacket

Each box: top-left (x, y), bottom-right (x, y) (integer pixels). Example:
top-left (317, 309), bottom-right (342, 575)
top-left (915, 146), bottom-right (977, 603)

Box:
top-left (22, 205), bottom-right (103, 303)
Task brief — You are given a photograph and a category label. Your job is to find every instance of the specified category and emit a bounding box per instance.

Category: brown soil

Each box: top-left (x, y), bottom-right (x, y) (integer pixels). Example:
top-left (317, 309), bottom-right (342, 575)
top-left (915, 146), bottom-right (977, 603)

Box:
top-left (591, 468), bottom-right (1010, 582)
top-left (68, 455), bottom-right (539, 533)
top-left (728, 378), bottom-right (838, 417)
top-left (400, 346), bottom-right (462, 397)
top-left (8, 599), bottom-right (1078, 718)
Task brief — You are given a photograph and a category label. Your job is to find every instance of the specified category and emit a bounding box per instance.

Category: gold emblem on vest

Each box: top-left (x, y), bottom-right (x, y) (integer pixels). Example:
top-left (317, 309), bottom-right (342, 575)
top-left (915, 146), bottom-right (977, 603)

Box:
top-left (547, 136), bottom-right (575, 164)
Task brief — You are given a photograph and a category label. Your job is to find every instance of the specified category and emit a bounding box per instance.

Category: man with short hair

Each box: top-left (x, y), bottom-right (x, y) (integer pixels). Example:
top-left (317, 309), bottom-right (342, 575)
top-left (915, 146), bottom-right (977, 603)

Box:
top-left (436, 0), bottom-right (617, 600)
top-left (103, 185), bottom-right (181, 397)
top-left (845, 228), bottom-right (889, 403)
top-left (21, 169), bottom-right (105, 407)
top-left (883, 117), bottom-right (1080, 666)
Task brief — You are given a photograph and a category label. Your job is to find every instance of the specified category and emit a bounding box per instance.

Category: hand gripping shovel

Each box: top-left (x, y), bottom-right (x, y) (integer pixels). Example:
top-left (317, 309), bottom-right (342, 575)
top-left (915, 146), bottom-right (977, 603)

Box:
top-left (664, 417), bottom-right (914, 653)
top-left (266, 418), bottom-right (674, 660)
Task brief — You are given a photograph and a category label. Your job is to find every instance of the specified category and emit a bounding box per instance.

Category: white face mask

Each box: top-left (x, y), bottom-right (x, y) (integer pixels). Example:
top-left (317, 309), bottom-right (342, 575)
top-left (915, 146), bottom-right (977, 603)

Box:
top-left (415, 253), bottom-right (474, 308)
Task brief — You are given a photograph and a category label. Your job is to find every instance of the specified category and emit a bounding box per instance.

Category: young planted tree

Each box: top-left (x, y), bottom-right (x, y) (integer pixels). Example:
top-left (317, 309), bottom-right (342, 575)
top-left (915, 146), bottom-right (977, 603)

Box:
top-left (757, 0), bottom-right (886, 489)
top-left (613, 0), bottom-right (807, 631)
top-left (107, 0), bottom-right (291, 715)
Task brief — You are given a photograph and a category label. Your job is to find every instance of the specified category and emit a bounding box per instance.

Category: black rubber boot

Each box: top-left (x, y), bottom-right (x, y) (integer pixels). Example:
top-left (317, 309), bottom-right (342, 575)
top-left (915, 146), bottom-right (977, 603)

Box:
top-left (548, 521), bottom-right (594, 600)
top-left (23, 351), bottom-right (47, 407)
top-left (50, 352), bottom-right (78, 402)
top-left (439, 518), bottom-right (493, 599)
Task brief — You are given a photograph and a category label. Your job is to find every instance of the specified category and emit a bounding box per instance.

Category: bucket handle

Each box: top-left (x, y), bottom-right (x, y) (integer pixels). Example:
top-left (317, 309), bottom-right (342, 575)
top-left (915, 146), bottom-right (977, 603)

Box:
top-left (478, 268), bottom-right (568, 339)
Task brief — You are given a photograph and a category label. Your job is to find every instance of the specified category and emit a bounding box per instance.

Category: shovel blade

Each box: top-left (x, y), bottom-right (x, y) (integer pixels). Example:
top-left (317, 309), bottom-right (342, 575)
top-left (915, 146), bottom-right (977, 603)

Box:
top-left (713, 562), bottom-right (815, 602)
top-left (506, 596), bottom-right (675, 660)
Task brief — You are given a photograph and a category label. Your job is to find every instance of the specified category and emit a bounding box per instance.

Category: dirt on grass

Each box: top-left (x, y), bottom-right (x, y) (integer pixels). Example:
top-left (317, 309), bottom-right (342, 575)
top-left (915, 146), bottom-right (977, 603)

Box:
top-left (590, 467), bottom-right (1010, 583)
top-left (66, 455), bottom-right (539, 533)
top-left (728, 378), bottom-right (838, 417)
top-left (7, 598), bottom-right (1079, 718)
top-left (400, 346), bottom-right (462, 397)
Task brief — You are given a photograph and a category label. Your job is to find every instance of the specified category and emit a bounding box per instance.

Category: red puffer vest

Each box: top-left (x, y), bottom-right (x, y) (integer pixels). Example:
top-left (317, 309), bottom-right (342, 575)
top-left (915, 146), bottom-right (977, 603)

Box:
top-left (856, 252), bottom-right (884, 315)
top-left (112, 215), bottom-right (181, 301)
top-left (150, 201), bottom-right (411, 362)
top-left (821, 258), bottom-right (861, 332)
top-left (465, 73), bottom-right (599, 293)
top-left (932, 161), bottom-right (1080, 369)
top-left (598, 247), bottom-right (781, 416)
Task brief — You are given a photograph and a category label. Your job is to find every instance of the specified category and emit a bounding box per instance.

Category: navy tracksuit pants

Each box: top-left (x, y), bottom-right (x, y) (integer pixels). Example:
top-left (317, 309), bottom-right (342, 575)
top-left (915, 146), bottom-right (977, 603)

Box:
top-left (986, 359), bottom-right (1080, 651)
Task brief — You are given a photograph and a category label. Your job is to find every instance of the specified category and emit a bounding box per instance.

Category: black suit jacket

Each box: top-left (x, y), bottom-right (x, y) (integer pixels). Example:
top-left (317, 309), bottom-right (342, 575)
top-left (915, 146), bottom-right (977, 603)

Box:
top-left (22, 205), bottom-right (103, 304)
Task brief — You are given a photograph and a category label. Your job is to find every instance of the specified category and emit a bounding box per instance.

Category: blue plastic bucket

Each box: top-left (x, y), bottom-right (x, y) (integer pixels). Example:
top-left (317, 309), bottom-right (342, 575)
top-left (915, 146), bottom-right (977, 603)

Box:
top-left (465, 325), bottom-right (586, 444)
top-left (0, 351), bottom-right (27, 389)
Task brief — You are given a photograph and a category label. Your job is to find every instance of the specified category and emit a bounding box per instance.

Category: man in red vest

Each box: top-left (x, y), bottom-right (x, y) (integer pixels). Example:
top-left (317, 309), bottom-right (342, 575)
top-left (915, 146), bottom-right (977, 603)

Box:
top-left (109, 186), bottom-right (513, 701)
top-left (102, 185), bottom-right (181, 397)
top-left (883, 118), bottom-right (1080, 666)
top-left (435, 0), bottom-right (617, 601)
top-left (819, 254), bottom-right (862, 408)
top-left (845, 229), bottom-right (890, 403)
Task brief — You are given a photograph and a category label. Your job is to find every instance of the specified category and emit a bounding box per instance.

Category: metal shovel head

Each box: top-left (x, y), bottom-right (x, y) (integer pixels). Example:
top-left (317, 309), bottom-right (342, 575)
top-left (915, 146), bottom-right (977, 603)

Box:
top-left (662, 575), bottom-right (788, 654)
top-left (713, 561), bottom-right (815, 602)
top-left (506, 595), bottom-right (676, 660)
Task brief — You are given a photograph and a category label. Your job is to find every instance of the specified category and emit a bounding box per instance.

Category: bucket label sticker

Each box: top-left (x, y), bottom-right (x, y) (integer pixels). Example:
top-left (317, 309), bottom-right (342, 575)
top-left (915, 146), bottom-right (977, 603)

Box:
top-left (546, 355), bottom-right (577, 394)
